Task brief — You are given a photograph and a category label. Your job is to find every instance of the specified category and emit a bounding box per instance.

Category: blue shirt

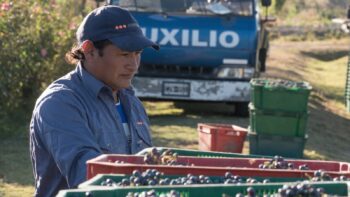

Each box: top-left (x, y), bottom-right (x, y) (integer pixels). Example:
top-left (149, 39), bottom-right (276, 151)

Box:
top-left (29, 62), bottom-right (152, 197)
top-left (116, 101), bottom-right (131, 141)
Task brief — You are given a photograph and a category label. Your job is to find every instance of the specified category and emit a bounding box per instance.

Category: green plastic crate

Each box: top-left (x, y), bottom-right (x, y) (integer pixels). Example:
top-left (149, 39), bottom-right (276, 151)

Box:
top-left (249, 104), bottom-right (308, 137)
top-left (58, 181), bottom-right (350, 197)
top-left (250, 78), bottom-right (312, 112)
top-left (79, 174), bottom-right (304, 189)
top-left (249, 132), bottom-right (307, 158)
top-left (136, 147), bottom-right (272, 159)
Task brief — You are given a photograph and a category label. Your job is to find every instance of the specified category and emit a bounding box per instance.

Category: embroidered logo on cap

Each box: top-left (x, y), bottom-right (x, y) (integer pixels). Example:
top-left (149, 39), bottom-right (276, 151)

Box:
top-left (115, 24), bottom-right (127, 30)
top-left (115, 23), bottom-right (139, 30)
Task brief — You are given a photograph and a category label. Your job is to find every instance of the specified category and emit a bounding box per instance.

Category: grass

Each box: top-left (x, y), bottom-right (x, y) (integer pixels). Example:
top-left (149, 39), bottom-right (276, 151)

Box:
top-left (0, 183), bottom-right (33, 197)
top-left (146, 102), bottom-right (249, 150)
top-left (265, 38), bottom-right (350, 162)
top-left (302, 51), bottom-right (348, 105)
top-left (0, 137), bottom-right (34, 197)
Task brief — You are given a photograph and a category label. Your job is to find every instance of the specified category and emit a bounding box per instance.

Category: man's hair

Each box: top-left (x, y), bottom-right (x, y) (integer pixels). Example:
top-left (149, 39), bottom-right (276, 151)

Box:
top-left (65, 40), bottom-right (113, 65)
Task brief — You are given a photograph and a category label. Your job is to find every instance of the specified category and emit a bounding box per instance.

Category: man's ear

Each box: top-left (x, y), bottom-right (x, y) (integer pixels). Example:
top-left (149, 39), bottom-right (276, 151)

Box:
top-left (81, 40), bottom-right (95, 58)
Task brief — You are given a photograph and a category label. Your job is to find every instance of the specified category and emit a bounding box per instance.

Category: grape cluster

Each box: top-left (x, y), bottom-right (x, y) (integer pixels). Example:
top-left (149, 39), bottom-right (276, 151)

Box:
top-left (231, 183), bottom-right (326, 197)
top-left (100, 178), bottom-right (119, 187)
top-left (332, 175), bottom-right (349, 182)
top-left (85, 192), bottom-right (93, 197)
top-left (253, 78), bottom-right (309, 89)
top-left (298, 164), bottom-right (310, 171)
top-left (126, 189), bottom-right (180, 197)
top-left (224, 172), bottom-right (270, 185)
top-left (310, 170), bottom-right (331, 182)
top-left (233, 187), bottom-right (256, 197)
top-left (277, 182), bottom-right (325, 197)
top-left (114, 169), bottom-right (163, 186)
top-left (143, 147), bottom-right (182, 166)
top-left (100, 170), bottom-right (272, 187)
top-left (166, 173), bottom-right (213, 185)
top-left (310, 170), bottom-right (349, 182)
top-left (258, 156), bottom-right (309, 170)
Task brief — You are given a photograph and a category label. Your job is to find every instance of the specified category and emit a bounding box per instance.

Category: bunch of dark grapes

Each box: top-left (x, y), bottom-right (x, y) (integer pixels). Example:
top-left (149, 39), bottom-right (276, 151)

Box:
top-left (100, 170), bottom-right (272, 187)
top-left (232, 183), bottom-right (326, 197)
top-left (126, 189), bottom-right (180, 197)
top-left (253, 78), bottom-right (309, 90)
top-left (258, 156), bottom-right (309, 170)
top-left (223, 172), bottom-right (269, 185)
top-left (233, 187), bottom-right (256, 197)
top-left (310, 170), bottom-right (332, 182)
top-left (143, 147), bottom-right (181, 165)
top-left (277, 182), bottom-right (325, 197)
top-left (332, 175), bottom-right (349, 182)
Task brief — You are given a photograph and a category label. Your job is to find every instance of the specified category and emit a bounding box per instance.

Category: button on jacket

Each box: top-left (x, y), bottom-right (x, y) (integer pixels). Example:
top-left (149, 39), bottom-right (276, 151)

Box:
top-left (29, 62), bottom-right (152, 197)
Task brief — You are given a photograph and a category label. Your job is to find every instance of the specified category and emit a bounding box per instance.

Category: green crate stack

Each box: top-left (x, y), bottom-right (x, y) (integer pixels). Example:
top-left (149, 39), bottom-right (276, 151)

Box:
top-left (249, 78), bottom-right (312, 158)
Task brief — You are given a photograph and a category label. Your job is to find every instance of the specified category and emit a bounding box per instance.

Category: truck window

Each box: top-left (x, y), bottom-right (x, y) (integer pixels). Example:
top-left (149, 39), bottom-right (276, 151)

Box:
top-left (118, 0), bottom-right (162, 12)
top-left (110, 0), bottom-right (253, 16)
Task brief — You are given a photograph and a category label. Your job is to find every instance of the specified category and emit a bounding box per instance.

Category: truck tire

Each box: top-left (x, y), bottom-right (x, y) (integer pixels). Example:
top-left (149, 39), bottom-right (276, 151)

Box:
top-left (234, 102), bottom-right (249, 117)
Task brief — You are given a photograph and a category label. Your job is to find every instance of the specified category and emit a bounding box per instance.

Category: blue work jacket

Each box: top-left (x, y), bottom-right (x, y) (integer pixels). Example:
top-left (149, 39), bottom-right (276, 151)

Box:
top-left (29, 62), bottom-right (152, 197)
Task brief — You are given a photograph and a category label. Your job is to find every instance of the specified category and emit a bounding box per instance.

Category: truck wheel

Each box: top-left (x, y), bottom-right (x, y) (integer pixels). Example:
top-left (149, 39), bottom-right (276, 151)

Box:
top-left (234, 102), bottom-right (249, 117)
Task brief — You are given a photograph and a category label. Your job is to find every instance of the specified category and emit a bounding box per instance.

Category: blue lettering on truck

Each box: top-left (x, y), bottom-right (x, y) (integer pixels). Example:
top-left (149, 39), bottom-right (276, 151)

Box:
top-left (141, 28), bottom-right (240, 48)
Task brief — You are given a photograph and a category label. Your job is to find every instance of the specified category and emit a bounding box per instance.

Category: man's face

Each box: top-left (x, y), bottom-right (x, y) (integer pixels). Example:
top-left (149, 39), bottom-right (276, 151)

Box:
top-left (91, 44), bottom-right (142, 91)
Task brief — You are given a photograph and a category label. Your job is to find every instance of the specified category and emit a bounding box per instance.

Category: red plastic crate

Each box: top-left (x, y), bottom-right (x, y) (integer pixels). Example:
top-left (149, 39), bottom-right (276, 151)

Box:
top-left (86, 154), bottom-right (350, 179)
top-left (198, 123), bottom-right (247, 153)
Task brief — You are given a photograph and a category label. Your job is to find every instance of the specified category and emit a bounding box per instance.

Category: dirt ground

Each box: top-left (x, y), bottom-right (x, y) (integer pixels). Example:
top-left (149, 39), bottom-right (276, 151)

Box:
top-left (262, 39), bottom-right (350, 161)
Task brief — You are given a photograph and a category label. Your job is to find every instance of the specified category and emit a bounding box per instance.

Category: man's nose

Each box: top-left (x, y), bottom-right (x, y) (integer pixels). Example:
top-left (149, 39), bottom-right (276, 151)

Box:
top-left (127, 53), bottom-right (140, 71)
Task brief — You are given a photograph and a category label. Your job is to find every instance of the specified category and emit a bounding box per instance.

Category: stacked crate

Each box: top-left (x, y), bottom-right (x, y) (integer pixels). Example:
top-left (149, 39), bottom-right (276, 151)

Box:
top-left (248, 78), bottom-right (312, 158)
top-left (197, 123), bottom-right (248, 153)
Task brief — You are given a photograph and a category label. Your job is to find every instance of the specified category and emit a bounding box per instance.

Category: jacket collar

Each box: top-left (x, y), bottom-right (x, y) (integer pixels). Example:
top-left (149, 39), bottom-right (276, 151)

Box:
top-left (76, 62), bottom-right (108, 98)
top-left (76, 62), bottom-right (135, 98)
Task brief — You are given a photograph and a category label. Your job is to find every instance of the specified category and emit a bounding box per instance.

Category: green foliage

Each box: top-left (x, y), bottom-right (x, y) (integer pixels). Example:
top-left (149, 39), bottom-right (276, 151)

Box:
top-left (0, 1), bottom-right (88, 136)
top-left (274, 0), bottom-right (286, 11)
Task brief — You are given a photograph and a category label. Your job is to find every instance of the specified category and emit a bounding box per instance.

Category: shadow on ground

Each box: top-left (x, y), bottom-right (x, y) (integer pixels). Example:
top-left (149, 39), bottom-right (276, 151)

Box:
top-left (301, 50), bottom-right (348, 62)
top-left (306, 93), bottom-right (350, 162)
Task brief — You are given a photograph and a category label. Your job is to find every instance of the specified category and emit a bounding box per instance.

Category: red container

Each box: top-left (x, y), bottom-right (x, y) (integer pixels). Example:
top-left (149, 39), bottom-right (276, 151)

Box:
top-left (198, 123), bottom-right (247, 153)
top-left (86, 154), bottom-right (350, 179)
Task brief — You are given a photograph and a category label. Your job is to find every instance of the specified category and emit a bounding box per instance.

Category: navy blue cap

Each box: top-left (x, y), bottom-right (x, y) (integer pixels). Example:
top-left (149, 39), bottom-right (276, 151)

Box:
top-left (76, 5), bottom-right (159, 52)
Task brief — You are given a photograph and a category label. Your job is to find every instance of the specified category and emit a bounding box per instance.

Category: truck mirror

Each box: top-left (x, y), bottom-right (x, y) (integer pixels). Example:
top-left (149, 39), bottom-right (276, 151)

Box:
top-left (262, 0), bottom-right (271, 7)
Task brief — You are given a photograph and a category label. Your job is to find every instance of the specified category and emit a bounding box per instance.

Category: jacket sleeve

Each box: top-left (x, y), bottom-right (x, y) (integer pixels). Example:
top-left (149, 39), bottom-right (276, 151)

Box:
top-left (34, 91), bottom-right (102, 188)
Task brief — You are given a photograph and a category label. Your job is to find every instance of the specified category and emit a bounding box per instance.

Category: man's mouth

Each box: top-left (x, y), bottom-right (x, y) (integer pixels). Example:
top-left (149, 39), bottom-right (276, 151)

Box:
top-left (120, 74), bottom-right (134, 79)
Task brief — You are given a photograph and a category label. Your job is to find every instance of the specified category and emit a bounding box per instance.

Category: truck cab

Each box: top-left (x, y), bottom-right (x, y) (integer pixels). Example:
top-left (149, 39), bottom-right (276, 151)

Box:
top-left (107, 0), bottom-right (271, 115)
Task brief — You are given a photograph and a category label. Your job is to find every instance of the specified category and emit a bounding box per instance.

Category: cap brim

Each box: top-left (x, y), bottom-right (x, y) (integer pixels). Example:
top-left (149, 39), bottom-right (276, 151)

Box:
top-left (109, 34), bottom-right (159, 52)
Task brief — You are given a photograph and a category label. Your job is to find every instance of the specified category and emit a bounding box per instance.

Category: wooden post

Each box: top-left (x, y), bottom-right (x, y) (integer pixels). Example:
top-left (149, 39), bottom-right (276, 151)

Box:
top-left (345, 49), bottom-right (350, 112)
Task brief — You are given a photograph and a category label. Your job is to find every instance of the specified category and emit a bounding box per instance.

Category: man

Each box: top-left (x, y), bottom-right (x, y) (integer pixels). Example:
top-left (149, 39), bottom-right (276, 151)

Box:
top-left (29, 5), bottom-right (159, 197)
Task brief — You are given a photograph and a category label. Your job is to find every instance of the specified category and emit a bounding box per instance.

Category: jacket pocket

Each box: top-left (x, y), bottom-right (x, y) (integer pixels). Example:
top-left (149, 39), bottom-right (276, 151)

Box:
top-left (91, 114), bottom-right (125, 153)
top-left (135, 123), bottom-right (153, 148)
